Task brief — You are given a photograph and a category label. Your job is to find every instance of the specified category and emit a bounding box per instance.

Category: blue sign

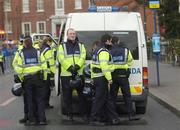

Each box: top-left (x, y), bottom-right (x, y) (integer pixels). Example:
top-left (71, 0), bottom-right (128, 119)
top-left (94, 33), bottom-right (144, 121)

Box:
top-left (152, 33), bottom-right (160, 53)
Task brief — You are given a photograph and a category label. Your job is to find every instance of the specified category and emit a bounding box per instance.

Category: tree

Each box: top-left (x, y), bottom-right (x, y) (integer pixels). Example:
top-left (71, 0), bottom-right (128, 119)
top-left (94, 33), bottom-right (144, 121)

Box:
top-left (159, 0), bottom-right (180, 39)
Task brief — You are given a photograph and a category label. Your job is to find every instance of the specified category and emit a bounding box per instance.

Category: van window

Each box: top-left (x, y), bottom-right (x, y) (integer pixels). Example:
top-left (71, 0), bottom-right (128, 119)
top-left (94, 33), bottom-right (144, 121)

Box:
top-left (76, 31), bottom-right (139, 60)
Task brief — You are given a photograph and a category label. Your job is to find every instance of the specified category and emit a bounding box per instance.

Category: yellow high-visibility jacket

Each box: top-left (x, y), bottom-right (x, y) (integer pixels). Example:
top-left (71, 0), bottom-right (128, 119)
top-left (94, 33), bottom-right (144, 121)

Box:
top-left (57, 42), bottom-right (86, 76)
top-left (13, 47), bottom-right (45, 81)
top-left (91, 47), bottom-right (113, 81)
top-left (40, 45), bottom-right (56, 80)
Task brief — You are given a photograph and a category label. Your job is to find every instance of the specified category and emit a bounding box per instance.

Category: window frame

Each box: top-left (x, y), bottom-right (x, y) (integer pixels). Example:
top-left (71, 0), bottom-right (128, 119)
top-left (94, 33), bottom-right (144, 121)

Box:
top-left (37, 0), bottom-right (44, 12)
top-left (22, 0), bottom-right (30, 13)
top-left (36, 21), bottom-right (46, 34)
top-left (56, 0), bottom-right (63, 10)
top-left (4, 0), bottom-right (11, 12)
top-left (22, 22), bottom-right (32, 36)
top-left (74, 0), bottom-right (82, 10)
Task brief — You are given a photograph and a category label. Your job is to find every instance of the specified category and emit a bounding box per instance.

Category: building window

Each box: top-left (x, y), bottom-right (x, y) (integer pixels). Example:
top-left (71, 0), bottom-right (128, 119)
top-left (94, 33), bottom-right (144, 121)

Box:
top-left (22, 22), bottom-right (31, 36)
top-left (75, 0), bottom-right (82, 9)
top-left (4, 0), bottom-right (11, 12)
top-left (22, 0), bottom-right (29, 13)
top-left (37, 0), bottom-right (44, 12)
top-left (37, 22), bottom-right (46, 33)
top-left (89, 0), bottom-right (95, 7)
top-left (5, 19), bottom-right (12, 33)
top-left (57, 0), bottom-right (63, 9)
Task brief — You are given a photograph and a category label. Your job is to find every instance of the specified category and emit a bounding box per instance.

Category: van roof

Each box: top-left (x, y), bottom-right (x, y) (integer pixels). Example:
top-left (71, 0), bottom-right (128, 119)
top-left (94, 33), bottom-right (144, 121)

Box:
top-left (68, 12), bottom-right (142, 31)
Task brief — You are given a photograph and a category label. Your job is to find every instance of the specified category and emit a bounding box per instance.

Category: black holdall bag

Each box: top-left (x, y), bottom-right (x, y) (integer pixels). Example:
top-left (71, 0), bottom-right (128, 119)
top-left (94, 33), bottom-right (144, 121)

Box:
top-left (69, 74), bottom-right (82, 89)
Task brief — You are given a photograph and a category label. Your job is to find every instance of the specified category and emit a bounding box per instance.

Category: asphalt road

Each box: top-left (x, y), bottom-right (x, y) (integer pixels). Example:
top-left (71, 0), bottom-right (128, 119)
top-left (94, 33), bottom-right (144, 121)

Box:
top-left (0, 73), bottom-right (180, 130)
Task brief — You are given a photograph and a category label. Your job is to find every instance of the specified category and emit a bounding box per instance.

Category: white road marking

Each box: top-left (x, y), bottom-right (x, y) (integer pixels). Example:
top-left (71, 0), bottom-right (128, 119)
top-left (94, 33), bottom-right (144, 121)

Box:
top-left (0, 97), bottom-right (17, 107)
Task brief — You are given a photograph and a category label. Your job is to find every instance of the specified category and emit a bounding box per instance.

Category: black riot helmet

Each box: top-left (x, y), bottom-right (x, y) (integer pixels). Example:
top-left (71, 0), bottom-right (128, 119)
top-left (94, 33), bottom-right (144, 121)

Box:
top-left (11, 83), bottom-right (24, 96)
top-left (82, 82), bottom-right (95, 100)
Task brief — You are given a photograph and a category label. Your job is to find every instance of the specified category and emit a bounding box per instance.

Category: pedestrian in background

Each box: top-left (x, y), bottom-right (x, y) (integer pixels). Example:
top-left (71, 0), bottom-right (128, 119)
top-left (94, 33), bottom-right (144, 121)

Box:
top-left (0, 50), bottom-right (4, 74)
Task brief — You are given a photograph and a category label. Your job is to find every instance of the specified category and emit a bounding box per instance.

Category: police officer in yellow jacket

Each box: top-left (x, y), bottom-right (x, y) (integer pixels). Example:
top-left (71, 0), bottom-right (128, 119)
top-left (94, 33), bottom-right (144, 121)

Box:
top-left (89, 34), bottom-right (119, 125)
top-left (110, 36), bottom-right (140, 121)
top-left (40, 37), bottom-right (56, 109)
top-left (13, 36), bottom-right (47, 125)
top-left (57, 28), bottom-right (87, 120)
top-left (0, 51), bottom-right (4, 74)
top-left (12, 40), bottom-right (29, 124)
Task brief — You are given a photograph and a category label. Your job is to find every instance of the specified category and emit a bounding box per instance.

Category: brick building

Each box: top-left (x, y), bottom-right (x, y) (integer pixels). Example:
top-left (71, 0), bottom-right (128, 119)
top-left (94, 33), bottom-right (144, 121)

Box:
top-left (0, 0), bottom-right (154, 40)
top-left (0, 0), bottom-right (4, 31)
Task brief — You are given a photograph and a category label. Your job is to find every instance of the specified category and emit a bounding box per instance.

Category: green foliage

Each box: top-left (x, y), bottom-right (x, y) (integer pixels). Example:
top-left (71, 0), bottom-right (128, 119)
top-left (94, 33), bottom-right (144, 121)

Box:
top-left (159, 0), bottom-right (180, 39)
top-left (174, 39), bottom-right (180, 55)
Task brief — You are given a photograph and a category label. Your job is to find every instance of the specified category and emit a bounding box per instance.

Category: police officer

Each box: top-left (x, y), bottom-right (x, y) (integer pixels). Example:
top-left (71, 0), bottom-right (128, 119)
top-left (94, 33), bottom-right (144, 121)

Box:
top-left (40, 37), bottom-right (56, 109)
top-left (12, 39), bottom-right (28, 124)
top-left (110, 36), bottom-right (140, 121)
top-left (0, 51), bottom-right (4, 74)
top-left (13, 36), bottom-right (47, 125)
top-left (89, 34), bottom-right (119, 125)
top-left (57, 28), bottom-right (87, 120)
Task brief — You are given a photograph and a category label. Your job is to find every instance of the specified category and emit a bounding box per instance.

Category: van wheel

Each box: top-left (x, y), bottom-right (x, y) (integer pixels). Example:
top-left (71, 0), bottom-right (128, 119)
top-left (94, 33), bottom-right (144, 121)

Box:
top-left (135, 100), bottom-right (147, 114)
top-left (135, 106), bottom-right (146, 114)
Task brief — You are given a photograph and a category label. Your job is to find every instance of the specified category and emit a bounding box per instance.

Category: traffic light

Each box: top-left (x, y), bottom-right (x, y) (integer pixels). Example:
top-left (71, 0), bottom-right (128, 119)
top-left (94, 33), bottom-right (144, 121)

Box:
top-left (0, 30), bottom-right (6, 40)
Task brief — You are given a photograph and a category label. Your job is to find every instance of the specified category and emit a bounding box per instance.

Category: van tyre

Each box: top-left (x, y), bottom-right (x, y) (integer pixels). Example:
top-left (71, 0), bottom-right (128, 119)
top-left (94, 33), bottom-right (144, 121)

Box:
top-left (135, 99), bottom-right (147, 114)
top-left (135, 106), bottom-right (146, 114)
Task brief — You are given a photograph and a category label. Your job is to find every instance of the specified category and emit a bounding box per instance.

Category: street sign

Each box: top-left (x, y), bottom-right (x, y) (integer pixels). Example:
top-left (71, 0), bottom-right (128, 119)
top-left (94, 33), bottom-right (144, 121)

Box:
top-left (149, 0), bottom-right (160, 9)
top-left (152, 33), bottom-right (161, 53)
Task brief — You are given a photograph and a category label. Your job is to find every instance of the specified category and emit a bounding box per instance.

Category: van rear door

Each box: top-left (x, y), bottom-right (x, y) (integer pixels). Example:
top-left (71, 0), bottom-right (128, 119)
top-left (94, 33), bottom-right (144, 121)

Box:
top-left (104, 12), bottom-right (143, 95)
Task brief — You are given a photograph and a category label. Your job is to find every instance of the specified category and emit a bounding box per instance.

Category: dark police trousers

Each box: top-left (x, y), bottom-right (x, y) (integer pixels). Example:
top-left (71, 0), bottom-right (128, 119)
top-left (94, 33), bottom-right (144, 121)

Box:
top-left (23, 73), bottom-right (46, 122)
top-left (110, 72), bottom-right (133, 115)
top-left (61, 76), bottom-right (87, 116)
top-left (0, 62), bottom-right (4, 74)
top-left (90, 76), bottom-right (119, 121)
top-left (44, 74), bottom-right (52, 106)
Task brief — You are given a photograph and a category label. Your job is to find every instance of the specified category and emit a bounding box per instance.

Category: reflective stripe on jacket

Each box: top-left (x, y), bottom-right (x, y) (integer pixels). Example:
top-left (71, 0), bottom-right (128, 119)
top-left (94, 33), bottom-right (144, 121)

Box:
top-left (41, 45), bottom-right (56, 80)
top-left (110, 46), bottom-right (133, 70)
top-left (13, 47), bottom-right (43, 81)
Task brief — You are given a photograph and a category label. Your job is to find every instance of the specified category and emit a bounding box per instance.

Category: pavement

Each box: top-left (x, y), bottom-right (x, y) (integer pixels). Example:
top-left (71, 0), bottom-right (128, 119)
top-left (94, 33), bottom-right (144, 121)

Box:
top-left (148, 61), bottom-right (180, 118)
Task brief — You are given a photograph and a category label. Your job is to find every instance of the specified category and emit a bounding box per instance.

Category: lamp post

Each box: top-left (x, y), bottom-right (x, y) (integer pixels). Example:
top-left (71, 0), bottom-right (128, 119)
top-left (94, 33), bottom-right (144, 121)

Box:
top-left (143, 0), bottom-right (147, 41)
top-left (149, 0), bottom-right (161, 86)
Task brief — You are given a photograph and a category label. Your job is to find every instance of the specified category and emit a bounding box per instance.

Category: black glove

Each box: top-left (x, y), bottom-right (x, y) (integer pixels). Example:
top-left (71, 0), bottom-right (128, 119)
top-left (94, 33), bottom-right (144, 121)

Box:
top-left (67, 65), bottom-right (77, 74)
top-left (126, 68), bottom-right (131, 78)
top-left (74, 64), bottom-right (80, 71)
top-left (14, 74), bottom-right (21, 83)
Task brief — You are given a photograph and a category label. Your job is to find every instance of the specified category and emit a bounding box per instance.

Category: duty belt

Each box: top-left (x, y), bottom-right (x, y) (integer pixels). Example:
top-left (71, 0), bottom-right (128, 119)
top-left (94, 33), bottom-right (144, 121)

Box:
top-left (92, 67), bottom-right (102, 73)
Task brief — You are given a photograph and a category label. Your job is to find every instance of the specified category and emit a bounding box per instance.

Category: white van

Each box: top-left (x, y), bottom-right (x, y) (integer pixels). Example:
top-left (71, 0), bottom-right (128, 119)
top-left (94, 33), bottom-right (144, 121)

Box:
top-left (56, 9), bottom-right (149, 114)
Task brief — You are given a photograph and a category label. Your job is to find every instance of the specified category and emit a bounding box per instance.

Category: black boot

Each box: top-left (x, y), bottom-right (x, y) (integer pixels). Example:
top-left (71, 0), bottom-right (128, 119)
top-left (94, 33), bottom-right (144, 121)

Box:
top-left (19, 115), bottom-right (28, 124)
top-left (67, 113), bottom-right (73, 121)
top-left (19, 118), bottom-right (28, 124)
top-left (128, 114), bottom-right (141, 121)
